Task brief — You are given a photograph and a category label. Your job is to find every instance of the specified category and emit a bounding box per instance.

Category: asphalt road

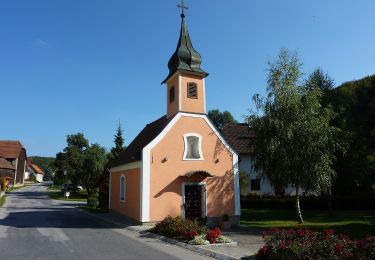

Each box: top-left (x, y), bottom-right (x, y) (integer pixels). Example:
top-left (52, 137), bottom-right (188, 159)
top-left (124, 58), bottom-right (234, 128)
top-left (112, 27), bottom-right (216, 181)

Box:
top-left (0, 183), bottom-right (212, 260)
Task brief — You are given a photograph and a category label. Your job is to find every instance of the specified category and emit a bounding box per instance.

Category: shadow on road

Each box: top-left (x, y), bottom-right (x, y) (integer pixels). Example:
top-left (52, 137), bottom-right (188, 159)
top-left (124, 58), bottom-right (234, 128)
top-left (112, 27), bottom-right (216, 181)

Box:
top-left (0, 210), bottom-right (120, 229)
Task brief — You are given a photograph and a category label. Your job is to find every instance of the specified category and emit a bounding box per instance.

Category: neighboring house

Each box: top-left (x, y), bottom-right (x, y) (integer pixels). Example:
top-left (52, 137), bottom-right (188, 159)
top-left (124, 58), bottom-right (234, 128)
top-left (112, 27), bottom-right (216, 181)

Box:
top-left (222, 123), bottom-right (295, 196)
top-left (25, 158), bottom-right (44, 183)
top-left (0, 157), bottom-right (15, 192)
top-left (108, 11), bottom-right (240, 226)
top-left (0, 140), bottom-right (27, 186)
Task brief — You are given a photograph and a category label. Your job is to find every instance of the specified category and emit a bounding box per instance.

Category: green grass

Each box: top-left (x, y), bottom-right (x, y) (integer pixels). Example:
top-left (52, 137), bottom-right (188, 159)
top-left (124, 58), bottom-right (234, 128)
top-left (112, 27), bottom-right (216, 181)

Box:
top-left (6, 185), bottom-right (25, 192)
top-left (48, 190), bottom-right (88, 202)
top-left (0, 195), bottom-right (6, 207)
top-left (47, 185), bottom-right (61, 191)
top-left (78, 206), bottom-right (109, 214)
top-left (241, 209), bottom-right (375, 238)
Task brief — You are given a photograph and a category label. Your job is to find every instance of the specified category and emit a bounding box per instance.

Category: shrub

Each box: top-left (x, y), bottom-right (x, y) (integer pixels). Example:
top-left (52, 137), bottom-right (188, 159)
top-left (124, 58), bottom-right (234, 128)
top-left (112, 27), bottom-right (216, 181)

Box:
top-left (188, 235), bottom-right (210, 245)
top-left (184, 230), bottom-right (199, 240)
top-left (216, 235), bottom-right (233, 244)
top-left (87, 196), bottom-right (99, 208)
top-left (206, 227), bottom-right (221, 244)
top-left (257, 228), bottom-right (375, 260)
top-left (152, 216), bottom-right (207, 239)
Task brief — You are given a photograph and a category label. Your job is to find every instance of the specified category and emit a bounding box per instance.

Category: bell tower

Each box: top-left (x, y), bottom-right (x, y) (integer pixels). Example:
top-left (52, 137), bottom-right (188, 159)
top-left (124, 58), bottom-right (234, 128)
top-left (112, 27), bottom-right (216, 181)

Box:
top-left (162, 1), bottom-right (209, 118)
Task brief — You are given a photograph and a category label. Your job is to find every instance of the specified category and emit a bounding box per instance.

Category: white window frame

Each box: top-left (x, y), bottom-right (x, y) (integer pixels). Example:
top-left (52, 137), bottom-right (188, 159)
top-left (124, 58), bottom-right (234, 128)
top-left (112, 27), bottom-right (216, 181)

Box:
top-left (183, 133), bottom-right (204, 161)
top-left (120, 175), bottom-right (126, 202)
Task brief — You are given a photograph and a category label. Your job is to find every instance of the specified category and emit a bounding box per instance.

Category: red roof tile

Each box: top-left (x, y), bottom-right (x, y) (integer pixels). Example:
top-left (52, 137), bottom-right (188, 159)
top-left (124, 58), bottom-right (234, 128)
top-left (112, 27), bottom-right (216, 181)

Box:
top-left (30, 164), bottom-right (44, 174)
top-left (0, 140), bottom-right (25, 159)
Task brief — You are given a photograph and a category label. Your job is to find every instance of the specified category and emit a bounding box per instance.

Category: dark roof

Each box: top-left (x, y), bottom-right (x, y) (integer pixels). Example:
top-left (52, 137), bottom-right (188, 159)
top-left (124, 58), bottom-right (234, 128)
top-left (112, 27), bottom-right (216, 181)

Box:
top-left (221, 123), bottom-right (256, 154)
top-left (109, 115), bottom-right (173, 168)
top-left (0, 157), bottom-right (15, 170)
top-left (0, 140), bottom-right (25, 159)
top-left (162, 12), bottom-right (208, 84)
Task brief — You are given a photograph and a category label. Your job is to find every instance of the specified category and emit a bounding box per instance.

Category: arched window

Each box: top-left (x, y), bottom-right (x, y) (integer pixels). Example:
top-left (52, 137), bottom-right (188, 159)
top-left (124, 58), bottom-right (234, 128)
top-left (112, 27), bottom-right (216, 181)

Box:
top-left (187, 82), bottom-right (197, 99)
top-left (120, 176), bottom-right (126, 201)
top-left (183, 133), bottom-right (203, 160)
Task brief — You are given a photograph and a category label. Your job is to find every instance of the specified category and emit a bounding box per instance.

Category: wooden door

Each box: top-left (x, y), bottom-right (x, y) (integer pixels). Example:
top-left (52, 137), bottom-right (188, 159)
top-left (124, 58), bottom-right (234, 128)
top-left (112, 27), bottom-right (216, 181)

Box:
top-left (184, 184), bottom-right (203, 220)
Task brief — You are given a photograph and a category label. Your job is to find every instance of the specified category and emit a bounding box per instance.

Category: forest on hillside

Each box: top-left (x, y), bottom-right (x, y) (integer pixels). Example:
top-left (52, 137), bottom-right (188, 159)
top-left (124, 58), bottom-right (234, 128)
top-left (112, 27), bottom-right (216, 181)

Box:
top-left (330, 74), bottom-right (375, 195)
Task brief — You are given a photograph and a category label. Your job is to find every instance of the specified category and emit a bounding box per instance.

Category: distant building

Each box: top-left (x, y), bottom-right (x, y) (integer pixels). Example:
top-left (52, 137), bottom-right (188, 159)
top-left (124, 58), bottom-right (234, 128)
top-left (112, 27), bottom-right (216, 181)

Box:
top-left (0, 140), bottom-right (27, 186)
top-left (222, 123), bottom-right (295, 196)
top-left (25, 158), bottom-right (44, 183)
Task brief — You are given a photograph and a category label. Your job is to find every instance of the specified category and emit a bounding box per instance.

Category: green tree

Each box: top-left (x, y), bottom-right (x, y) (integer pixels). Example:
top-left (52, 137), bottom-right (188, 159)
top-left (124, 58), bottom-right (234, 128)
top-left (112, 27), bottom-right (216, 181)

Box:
top-left (109, 122), bottom-right (125, 160)
top-left (330, 75), bottom-right (375, 195)
top-left (82, 144), bottom-right (108, 196)
top-left (247, 49), bottom-right (340, 223)
top-left (54, 133), bottom-right (89, 187)
top-left (208, 109), bottom-right (237, 130)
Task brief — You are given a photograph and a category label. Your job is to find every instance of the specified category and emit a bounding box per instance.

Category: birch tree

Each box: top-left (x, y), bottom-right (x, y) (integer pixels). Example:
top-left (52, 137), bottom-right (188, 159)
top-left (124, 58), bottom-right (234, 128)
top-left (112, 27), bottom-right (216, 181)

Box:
top-left (247, 49), bottom-right (339, 223)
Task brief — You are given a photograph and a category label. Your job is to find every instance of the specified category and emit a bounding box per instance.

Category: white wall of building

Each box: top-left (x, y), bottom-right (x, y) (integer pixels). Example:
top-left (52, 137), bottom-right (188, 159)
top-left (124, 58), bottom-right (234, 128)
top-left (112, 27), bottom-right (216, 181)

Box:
top-left (239, 154), bottom-right (296, 196)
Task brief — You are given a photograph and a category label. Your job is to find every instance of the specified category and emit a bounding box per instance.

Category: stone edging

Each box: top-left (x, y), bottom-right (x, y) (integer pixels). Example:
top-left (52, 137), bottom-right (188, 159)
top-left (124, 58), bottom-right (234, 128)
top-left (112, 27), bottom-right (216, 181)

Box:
top-left (78, 209), bottom-right (241, 260)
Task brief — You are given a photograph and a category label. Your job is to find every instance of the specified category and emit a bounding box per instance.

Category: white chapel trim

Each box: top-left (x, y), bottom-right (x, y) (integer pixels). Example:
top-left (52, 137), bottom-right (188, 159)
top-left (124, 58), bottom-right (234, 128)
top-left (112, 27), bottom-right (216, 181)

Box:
top-left (140, 112), bottom-right (240, 222)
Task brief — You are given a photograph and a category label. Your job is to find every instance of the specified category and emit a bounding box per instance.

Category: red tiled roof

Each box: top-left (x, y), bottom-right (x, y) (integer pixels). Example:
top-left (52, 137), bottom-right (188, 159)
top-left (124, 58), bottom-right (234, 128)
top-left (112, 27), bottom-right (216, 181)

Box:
top-left (30, 164), bottom-right (44, 174)
top-left (0, 140), bottom-right (25, 159)
top-left (0, 157), bottom-right (15, 170)
top-left (221, 123), bottom-right (256, 154)
top-left (109, 115), bottom-right (173, 168)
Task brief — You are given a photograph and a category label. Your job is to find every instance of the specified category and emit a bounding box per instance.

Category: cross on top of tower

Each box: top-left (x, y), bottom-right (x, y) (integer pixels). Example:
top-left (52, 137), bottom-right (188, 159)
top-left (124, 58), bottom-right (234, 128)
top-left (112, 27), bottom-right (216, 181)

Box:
top-left (177, 0), bottom-right (188, 17)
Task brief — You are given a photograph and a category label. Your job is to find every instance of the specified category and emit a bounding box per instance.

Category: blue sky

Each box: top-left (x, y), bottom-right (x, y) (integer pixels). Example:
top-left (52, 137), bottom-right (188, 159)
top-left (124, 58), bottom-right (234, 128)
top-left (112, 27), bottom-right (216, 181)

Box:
top-left (1, 0), bottom-right (374, 157)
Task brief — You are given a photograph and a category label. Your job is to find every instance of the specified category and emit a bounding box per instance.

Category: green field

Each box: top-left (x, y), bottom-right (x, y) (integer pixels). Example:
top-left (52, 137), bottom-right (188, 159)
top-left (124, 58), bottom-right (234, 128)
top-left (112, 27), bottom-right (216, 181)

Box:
top-left (6, 185), bottom-right (25, 192)
top-left (48, 190), bottom-right (88, 202)
top-left (241, 209), bottom-right (375, 238)
top-left (0, 195), bottom-right (6, 207)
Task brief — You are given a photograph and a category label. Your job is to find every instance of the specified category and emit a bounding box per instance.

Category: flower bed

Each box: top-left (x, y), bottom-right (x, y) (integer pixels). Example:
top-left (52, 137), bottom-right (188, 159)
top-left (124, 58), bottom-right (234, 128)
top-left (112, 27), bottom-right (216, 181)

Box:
top-left (257, 228), bottom-right (375, 260)
top-left (151, 216), bottom-right (233, 245)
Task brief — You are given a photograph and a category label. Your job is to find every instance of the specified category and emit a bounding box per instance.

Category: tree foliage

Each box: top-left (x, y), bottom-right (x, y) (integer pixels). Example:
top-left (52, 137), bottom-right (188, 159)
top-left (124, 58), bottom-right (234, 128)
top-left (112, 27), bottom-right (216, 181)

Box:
top-left (330, 75), bottom-right (375, 195)
top-left (54, 133), bottom-right (108, 195)
top-left (247, 49), bottom-right (340, 223)
top-left (208, 109), bottom-right (237, 130)
top-left (110, 122), bottom-right (125, 160)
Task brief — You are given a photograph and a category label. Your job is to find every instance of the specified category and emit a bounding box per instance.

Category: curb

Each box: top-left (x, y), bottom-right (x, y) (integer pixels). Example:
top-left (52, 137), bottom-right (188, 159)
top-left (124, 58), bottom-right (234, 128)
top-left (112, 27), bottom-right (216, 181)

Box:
top-left (78, 209), bottom-right (244, 260)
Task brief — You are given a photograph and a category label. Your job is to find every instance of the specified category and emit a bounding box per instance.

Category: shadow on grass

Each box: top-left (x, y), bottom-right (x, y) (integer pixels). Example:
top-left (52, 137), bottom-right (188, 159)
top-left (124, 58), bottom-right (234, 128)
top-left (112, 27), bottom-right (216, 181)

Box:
top-left (240, 209), bottom-right (375, 238)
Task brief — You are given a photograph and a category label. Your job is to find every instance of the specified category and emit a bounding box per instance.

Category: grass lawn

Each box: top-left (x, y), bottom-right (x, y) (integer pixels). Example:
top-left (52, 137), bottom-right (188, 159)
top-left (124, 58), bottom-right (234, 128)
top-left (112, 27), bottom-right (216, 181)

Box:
top-left (47, 185), bottom-right (61, 191)
top-left (48, 190), bottom-right (88, 202)
top-left (6, 185), bottom-right (25, 192)
top-left (0, 195), bottom-right (6, 207)
top-left (78, 206), bottom-right (109, 214)
top-left (241, 209), bottom-right (375, 238)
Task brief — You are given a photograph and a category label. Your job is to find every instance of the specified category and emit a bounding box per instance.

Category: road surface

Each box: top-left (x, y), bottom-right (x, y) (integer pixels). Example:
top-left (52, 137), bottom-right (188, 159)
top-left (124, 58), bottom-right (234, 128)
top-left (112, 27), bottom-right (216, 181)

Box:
top-left (0, 183), bottom-right (212, 260)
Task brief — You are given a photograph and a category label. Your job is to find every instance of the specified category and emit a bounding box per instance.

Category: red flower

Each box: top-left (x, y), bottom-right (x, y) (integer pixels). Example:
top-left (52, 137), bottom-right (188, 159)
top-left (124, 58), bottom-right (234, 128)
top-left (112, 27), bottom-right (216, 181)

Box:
top-left (323, 229), bottom-right (334, 236)
top-left (184, 230), bottom-right (199, 240)
top-left (335, 243), bottom-right (343, 254)
top-left (279, 240), bottom-right (287, 249)
top-left (287, 229), bottom-right (295, 235)
top-left (206, 227), bottom-right (221, 244)
top-left (296, 229), bottom-right (306, 237)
